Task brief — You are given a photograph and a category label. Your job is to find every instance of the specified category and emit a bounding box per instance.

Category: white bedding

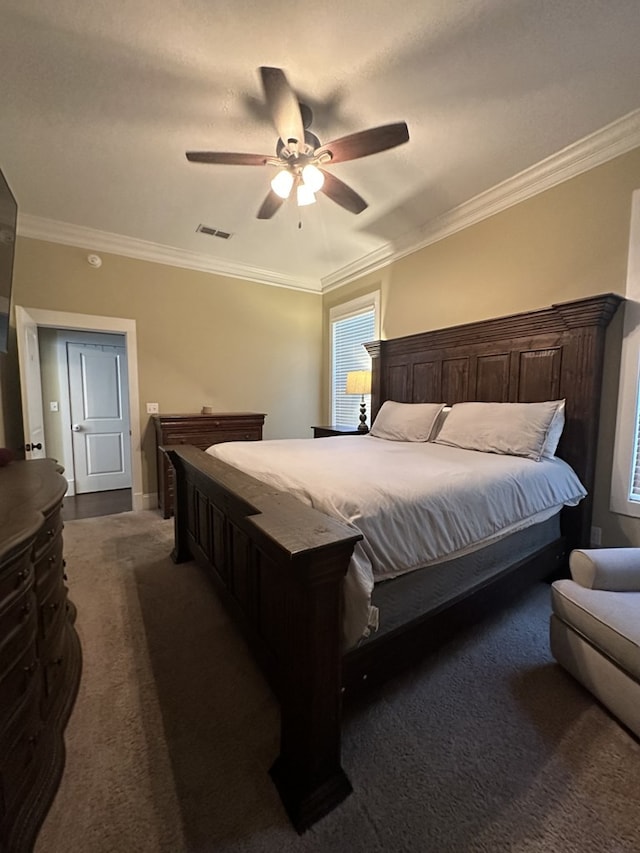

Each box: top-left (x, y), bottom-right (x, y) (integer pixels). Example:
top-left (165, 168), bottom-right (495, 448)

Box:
top-left (206, 435), bottom-right (586, 648)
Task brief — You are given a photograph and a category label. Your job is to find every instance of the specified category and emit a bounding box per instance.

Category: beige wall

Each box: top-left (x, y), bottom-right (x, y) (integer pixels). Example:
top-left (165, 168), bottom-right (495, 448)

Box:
top-left (2, 238), bottom-right (322, 498)
top-left (323, 146), bottom-right (640, 547)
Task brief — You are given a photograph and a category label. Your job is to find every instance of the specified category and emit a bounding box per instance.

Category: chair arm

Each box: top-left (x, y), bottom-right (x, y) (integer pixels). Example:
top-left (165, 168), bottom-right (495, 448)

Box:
top-left (569, 548), bottom-right (640, 591)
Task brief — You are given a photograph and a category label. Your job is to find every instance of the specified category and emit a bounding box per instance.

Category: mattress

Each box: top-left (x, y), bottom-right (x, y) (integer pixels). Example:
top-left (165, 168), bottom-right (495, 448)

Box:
top-left (368, 513), bottom-right (561, 642)
top-left (207, 435), bottom-right (586, 647)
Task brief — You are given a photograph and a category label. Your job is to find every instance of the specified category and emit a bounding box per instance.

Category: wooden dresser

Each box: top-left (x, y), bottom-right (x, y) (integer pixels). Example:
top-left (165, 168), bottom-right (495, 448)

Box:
top-left (153, 412), bottom-right (266, 518)
top-left (0, 459), bottom-right (81, 853)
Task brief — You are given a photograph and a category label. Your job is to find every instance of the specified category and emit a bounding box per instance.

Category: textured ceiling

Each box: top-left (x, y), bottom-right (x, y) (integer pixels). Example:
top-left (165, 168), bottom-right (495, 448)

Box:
top-left (2, 0), bottom-right (640, 291)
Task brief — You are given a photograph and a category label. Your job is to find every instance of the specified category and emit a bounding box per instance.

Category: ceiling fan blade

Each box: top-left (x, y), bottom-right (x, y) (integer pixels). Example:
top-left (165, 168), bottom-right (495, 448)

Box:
top-left (259, 67), bottom-right (305, 149)
top-left (257, 189), bottom-right (285, 220)
top-left (319, 170), bottom-right (368, 214)
top-left (316, 122), bottom-right (409, 164)
top-left (186, 151), bottom-right (270, 166)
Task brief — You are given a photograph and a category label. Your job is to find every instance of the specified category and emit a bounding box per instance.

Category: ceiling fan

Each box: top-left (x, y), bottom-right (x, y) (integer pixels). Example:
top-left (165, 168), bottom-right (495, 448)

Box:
top-left (186, 67), bottom-right (410, 219)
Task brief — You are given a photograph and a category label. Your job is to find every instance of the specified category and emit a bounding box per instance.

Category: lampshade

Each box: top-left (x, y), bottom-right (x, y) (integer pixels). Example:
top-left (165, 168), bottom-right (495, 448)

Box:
top-left (296, 183), bottom-right (316, 206)
top-left (345, 370), bottom-right (372, 396)
top-left (271, 169), bottom-right (294, 199)
top-left (302, 164), bottom-right (325, 192)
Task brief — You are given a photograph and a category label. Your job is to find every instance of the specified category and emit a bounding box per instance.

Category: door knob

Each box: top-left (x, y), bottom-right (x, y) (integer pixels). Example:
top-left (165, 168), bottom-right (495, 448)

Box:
top-left (32, 442), bottom-right (42, 450)
top-left (71, 424), bottom-right (82, 432)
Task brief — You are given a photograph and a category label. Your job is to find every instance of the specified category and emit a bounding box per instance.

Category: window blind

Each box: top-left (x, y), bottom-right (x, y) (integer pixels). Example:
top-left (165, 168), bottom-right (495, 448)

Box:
top-left (331, 307), bottom-right (375, 427)
top-left (630, 398), bottom-right (640, 501)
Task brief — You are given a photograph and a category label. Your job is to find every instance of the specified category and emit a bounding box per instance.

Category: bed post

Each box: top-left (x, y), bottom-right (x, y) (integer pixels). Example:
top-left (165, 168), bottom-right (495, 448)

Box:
top-left (366, 339), bottom-right (382, 423)
top-left (165, 446), bottom-right (360, 832)
top-left (268, 543), bottom-right (355, 832)
top-left (163, 448), bottom-right (191, 564)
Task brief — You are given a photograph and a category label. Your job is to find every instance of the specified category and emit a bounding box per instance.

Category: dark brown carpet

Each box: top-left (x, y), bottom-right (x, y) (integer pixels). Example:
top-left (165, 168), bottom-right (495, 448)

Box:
top-left (36, 511), bottom-right (640, 852)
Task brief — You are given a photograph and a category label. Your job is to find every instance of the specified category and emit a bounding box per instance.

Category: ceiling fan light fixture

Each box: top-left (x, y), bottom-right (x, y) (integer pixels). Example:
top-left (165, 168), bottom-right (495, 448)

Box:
top-left (297, 183), bottom-right (316, 207)
top-left (186, 66), bottom-right (409, 220)
top-left (301, 164), bottom-right (325, 192)
top-left (271, 169), bottom-right (294, 199)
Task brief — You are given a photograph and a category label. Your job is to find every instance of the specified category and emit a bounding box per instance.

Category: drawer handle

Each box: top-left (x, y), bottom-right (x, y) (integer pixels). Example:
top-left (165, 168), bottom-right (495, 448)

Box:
top-left (23, 660), bottom-right (38, 676)
top-left (49, 602), bottom-right (60, 611)
top-left (47, 528), bottom-right (55, 537)
top-left (48, 555), bottom-right (56, 564)
top-left (52, 656), bottom-right (63, 666)
top-left (16, 569), bottom-right (27, 585)
top-left (21, 601), bottom-right (32, 617)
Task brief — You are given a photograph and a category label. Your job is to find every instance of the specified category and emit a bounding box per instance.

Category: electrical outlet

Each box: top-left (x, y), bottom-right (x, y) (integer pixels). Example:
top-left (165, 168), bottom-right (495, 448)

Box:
top-left (49, 401), bottom-right (59, 412)
top-left (590, 526), bottom-right (602, 547)
top-left (146, 402), bottom-right (159, 414)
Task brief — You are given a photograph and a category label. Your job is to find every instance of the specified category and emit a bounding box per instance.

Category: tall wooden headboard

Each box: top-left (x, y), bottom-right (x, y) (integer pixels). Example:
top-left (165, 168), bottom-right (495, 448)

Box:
top-left (366, 293), bottom-right (623, 548)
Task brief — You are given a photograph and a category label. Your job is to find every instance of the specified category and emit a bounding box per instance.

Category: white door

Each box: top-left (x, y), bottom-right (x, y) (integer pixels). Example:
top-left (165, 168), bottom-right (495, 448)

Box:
top-left (68, 343), bottom-right (132, 493)
top-left (15, 305), bottom-right (46, 459)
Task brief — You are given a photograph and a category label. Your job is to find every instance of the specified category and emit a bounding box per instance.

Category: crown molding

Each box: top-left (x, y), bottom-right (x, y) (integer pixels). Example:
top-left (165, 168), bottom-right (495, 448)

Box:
top-left (16, 215), bottom-right (322, 294)
top-left (322, 108), bottom-right (640, 293)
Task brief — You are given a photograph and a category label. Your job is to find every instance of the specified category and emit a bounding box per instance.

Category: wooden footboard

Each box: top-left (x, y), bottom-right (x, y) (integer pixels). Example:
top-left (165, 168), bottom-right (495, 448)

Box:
top-left (166, 444), bottom-right (361, 831)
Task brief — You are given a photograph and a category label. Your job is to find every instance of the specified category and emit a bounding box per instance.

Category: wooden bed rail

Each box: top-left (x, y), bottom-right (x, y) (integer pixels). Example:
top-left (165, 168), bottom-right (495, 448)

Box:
top-left (166, 444), bottom-right (361, 831)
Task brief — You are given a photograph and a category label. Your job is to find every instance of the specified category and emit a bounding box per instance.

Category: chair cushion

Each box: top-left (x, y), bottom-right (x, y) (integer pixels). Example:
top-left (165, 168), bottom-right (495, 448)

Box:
top-left (551, 579), bottom-right (640, 681)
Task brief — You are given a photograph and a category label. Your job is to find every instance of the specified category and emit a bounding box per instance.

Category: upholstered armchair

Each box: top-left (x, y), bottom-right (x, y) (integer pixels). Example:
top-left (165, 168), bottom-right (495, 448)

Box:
top-left (550, 548), bottom-right (640, 739)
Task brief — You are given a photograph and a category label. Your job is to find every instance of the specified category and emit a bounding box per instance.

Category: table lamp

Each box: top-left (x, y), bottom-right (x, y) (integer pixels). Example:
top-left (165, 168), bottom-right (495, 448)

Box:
top-left (345, 369), bottom-right (372, 432)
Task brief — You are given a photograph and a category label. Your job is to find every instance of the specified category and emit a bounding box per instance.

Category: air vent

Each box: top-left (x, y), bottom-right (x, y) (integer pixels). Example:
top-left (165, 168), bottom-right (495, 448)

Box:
top-left (196, 224), bottom-right (233, 239)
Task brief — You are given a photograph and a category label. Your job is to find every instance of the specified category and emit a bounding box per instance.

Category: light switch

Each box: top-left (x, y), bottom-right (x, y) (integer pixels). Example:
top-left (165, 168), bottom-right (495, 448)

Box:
top-left (146, 402), bottom-right (159, 414)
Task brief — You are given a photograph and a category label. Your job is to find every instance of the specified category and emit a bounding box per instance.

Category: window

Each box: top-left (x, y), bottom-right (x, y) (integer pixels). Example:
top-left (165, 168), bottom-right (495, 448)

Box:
top-left (611, 189), bottom-right (640, 518)
top-left (330, 292), bottom-right (379, 427)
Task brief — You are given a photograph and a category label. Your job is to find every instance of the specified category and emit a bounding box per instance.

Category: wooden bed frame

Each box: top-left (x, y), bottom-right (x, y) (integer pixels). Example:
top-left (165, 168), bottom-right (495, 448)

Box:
top-left (166, 292), bottom-right (621, 832)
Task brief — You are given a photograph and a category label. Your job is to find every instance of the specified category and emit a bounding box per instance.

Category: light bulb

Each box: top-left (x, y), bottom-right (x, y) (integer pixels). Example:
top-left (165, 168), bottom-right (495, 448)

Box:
top-left (297, 183), bottom-right (316, 206)
top-left (301, 164), bottom-right (325, 192)
top-left (271, 170), bottom-right (294, 199)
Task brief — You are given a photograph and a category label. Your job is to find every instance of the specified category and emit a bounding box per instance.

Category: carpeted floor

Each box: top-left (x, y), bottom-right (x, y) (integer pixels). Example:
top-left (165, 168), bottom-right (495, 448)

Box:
top-left (35, 510), bottom-right (640, 852)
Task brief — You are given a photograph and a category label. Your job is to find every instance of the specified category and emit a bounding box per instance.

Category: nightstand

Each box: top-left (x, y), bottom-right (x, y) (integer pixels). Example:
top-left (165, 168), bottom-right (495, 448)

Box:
top-left (312, 425), bottom-right (366, 438)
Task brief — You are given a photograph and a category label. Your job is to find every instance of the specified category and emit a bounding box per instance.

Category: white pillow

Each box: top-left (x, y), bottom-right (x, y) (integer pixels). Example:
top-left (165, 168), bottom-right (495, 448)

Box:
top-left (429, 406), bottom-right (452, 441)
top-left (370, 401), bottom-right (446, 442)
top-left (433, 400), bottom-right (566, 461)
top-left (540, 399), bottom-right (565, 458)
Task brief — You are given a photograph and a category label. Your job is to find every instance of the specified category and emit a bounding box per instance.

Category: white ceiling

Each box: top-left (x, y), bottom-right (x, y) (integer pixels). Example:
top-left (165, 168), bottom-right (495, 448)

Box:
top-left (2, 0), bottom-right (640, 293)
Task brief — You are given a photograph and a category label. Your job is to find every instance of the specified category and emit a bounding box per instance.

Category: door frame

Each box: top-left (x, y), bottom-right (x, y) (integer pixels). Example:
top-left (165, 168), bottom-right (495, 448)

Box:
top-left (15, 306), bottom-right (144, 511)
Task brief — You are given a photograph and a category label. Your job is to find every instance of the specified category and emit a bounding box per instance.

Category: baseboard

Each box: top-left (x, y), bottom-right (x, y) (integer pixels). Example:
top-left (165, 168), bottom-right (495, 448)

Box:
top-left (138, 492), bottom-right (158, 511)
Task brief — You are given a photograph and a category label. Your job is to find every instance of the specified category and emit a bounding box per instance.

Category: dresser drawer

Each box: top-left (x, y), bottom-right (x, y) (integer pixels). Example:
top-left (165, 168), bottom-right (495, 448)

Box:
top-left (170, 429), bottom-right (262, 449)
top-left (206, 429), bottom-right (262, 444)
top-left (38, 573), bottom-right (68, 642)
top-left (35, 537), bottom-right (64, 598)
top-left (0, 588), bottom-right (37, 676)
top-left (0, 549), bottom-right (34, 607)
top-left (0, 690), bottom-right (42, 812)
top-left (0, 643), bottom-right (40, 727)
top-left (33, 509), bottom-right (63, 563)
top-left (41, 620), bottom-right (69, 706)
